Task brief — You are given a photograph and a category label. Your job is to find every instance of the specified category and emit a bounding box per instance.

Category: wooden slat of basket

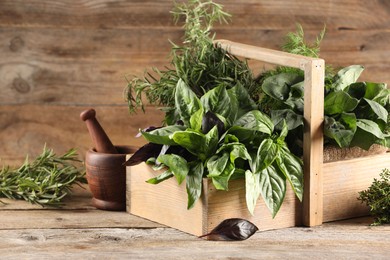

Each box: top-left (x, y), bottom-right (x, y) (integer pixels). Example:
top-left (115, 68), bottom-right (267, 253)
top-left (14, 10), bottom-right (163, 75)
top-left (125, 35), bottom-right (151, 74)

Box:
top-left (215, 40), bottom-right (325, 227)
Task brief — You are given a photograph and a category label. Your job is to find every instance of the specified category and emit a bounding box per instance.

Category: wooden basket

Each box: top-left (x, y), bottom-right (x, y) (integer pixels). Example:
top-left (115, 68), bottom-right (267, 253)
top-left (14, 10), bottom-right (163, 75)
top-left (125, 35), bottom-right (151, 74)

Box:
top-left (126, 40), bottom-right (390, 236)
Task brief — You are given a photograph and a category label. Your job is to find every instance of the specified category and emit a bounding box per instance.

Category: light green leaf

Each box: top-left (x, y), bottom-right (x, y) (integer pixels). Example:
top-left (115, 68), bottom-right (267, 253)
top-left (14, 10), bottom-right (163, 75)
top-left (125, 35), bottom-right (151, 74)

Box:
top-left (259, 165), bottom-right (287, 218)
top-left (146, 170), bottom-right (174, 184)
top-left (141, 125), bottom-right (186, 145)
top-left (186, 161), bottom-right (204, 210)
top-left (253, 138), bottom-right (279, 173)
top-left (235, 110), bottom-right (274, 135)
top-left (364, 98), bottom-right (388, 123)
top-left (207, 153), bottom-right (230, 177)
top-left (157, 154), bottom-right (189, 185)
top-left (245, 170), bottom-right (261, 215)
top-left (190, 107), bottom-right (204, 132)
top-left (331, 65), bottom-right (364, 91)
top-left (356, 119), bottom-right (385, 139)
top-left (175, 79), bottom-right (201, 125)
top-left (275, 146), bottom-right (303, 201)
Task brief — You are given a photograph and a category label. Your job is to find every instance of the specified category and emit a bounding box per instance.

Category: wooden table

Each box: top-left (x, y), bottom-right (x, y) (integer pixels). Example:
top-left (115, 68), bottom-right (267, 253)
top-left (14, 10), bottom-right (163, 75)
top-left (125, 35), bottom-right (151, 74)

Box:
top-left (1, 185), bottom-right (389, 259)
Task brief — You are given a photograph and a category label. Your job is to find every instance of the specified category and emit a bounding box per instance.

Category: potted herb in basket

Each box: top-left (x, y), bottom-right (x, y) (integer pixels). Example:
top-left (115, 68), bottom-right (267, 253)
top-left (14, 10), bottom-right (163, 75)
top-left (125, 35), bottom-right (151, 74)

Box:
top-left (126, 0), bottom-right (303, 218)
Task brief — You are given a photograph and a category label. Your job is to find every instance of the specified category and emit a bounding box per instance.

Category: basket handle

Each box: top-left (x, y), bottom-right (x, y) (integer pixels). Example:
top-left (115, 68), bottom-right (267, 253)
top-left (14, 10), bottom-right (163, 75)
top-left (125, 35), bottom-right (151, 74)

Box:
top-left (215, 39), bottom-right (325, 227)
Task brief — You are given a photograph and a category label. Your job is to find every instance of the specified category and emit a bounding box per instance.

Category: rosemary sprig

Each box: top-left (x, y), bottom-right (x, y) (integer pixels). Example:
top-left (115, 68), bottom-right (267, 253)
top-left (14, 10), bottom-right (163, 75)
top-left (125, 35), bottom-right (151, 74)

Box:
top-left (0, 146), bottom-right (86, 207)
top-left (125, 0), bottom-right (257, 120)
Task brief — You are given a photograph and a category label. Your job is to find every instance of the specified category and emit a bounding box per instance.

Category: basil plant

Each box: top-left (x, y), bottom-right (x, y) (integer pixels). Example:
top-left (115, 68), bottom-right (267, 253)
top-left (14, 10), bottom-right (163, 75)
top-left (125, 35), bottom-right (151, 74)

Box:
top-left (127, 79), bottom-right (303, 217)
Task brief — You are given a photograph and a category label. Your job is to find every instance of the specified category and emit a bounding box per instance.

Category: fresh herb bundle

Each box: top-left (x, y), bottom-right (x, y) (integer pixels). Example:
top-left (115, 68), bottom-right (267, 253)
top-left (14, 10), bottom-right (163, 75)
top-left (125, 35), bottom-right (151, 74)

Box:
top-left (358, 169), bottom-right (390, 226)
top-left (126, 0), bottom-right (257, 125)
top-left (0, 146), bottom-right (86, 207)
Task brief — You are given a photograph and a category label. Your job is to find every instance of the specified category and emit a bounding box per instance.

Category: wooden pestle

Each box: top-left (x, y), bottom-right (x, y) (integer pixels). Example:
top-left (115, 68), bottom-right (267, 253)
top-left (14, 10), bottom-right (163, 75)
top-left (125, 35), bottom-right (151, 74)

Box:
top-left (80, 108), bottom-right (118, 154)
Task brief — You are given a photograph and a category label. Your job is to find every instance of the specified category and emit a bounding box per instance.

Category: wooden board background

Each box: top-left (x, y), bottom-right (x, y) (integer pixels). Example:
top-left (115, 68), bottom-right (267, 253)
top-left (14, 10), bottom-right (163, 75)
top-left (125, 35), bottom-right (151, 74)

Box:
top-left (1, 0), bottom-right (390, 166)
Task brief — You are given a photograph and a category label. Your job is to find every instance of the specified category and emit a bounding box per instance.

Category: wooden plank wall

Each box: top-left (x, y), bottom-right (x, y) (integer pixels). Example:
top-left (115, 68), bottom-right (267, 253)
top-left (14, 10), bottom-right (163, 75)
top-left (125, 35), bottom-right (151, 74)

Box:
top-left (1, 0), bottom-right (390, 166)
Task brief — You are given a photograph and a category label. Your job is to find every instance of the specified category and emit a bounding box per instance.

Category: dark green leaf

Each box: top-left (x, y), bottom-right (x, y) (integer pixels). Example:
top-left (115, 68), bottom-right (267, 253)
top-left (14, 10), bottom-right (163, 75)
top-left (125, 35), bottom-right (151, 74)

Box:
top-left (271, 109), bottom-right (303, 131)
top-left (227, 83), bottom-right (257, 120)
top-left (356, 119), bottom-right (385, 140)
top-left (200, 84), bottom-right (232, 121)
top-left (345, 82), bottom-right (366, 99)
top-left (262, 73), bottom-right (303, 102)
top-left (324, 114), bottom-right (356, 148)
top-left (324, 91), bottom-right (359, 115)
top-left (186, 161), bottom-right (204, 210)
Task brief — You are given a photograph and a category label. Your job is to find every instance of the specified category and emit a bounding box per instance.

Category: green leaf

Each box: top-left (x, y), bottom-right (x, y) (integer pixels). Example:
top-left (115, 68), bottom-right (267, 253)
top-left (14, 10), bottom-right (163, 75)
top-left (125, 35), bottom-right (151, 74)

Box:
top-left (356, 119), bottom-right (385, 140)
top-left (275, 146), bottom-right (303, 201)
top-left (262, 73), bottom-right (303, 102)
top-left (364, 82), bottom-right (387, 100)
top-left (259, 165), bottom-right (287, 218)
top-left (210, 161), bottom-right (235, 190)
top-left (285, 81), bottom-right (304, 112)
top-left (253, 138), bottom-right (279, 173)
top-left (172, 126), bottom-right (218, 161)
top-left (324, 114), bottom-right (356, 147)
top-left (207, 153), bottom-right (230, 177)
top-left (146, 170), bottom-right (174, 184)
top-left (271, 109), bottom-right (303, 131)
top-left (331, 65), bottom-right (364, 91)
top-left (324, 91), bottom-right (359, 115)
top-left (157, 154), bottom-right (189, 184)
top-left (190, 107), bottom-right (204, 132)
top-left (227, 83), bottom-right (257, 120)
top-left (200, 84), bottom-right (232, 121)
top-left (186, 161), bottom-right (204, 210)
top-left (245, 170), bottom-right (261, 215)
top-left (363, 98), bottom-right (388, 123)
top-left (175, 79), bottom-right (201, 125)
top-left (141, 125), bottom-right (186, 145)
top-left (234, 110), bottom-right (274, 135)
top-left (346, 82), bottom-right (366, 99)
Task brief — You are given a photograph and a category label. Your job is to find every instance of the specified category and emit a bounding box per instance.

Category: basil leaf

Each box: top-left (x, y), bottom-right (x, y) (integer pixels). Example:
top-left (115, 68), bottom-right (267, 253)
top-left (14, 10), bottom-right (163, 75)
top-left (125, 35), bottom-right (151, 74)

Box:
top-left (245, 170), bottom-right (261, 215)
top-left (253, 138), bottom-right (279, 173)
top-left (207, 153), bottom-right (230, 177)
top-left (186, 161), bottom-right (204, 209)
top-left (210, 161), bottom-right (235, 190)
top-left (141, 125), bottom-right (186, 145)
top-left (324, 91), bottom-right (359, 115)
top-left (346, 82), bottom-right (366, 99)
top-left (146, 170), bottom-right (174, 184)
top-left (175, 79), bottom-right (201, 125)
top-left (190, 107), bottom-right (204, 132)
top-left (275, 146), bottom-right (303, 202)
top-left (235, 110), bottom-right (274, 136)
top-left (259, 165), bottom-right (286, 218)
top-left (331, 65), bottom-right (364, 91)
top-left (157, 154), bottom-right (189, 185)
top-left (227, 82), bottom-right (257, 120)
top-left (200, 84), bottom-right (232, 122)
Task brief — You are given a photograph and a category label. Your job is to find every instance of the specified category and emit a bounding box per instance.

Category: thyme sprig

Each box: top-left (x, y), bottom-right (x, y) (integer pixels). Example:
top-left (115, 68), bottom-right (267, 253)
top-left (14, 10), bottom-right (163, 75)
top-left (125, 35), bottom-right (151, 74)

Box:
top-left (358, 169), bottom-right (390, 226)
top-left (0, 146), bottom-right (86, 207)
